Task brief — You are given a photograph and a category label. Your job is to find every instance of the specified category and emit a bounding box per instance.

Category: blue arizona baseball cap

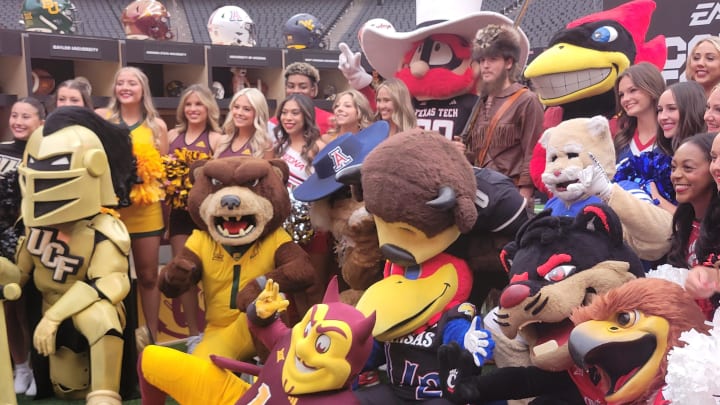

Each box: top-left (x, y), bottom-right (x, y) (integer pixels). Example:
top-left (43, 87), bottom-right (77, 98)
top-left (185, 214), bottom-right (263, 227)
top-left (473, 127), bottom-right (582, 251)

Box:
top-left (293, 120), bottom-right (389, 202)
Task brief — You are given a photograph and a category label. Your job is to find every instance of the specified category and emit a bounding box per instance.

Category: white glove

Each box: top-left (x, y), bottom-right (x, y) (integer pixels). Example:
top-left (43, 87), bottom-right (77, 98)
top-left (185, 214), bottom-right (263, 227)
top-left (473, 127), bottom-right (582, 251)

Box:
top-left (463, 317), bottom-right (495, 367)
top-left (338, 42), bottom-right (372, 90)
top-left (567, 152), bottom-right (613, 201)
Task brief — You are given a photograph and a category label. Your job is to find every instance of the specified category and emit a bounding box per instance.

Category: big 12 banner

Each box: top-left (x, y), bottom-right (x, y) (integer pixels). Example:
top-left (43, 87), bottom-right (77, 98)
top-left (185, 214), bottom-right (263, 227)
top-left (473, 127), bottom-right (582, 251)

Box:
top-left (604, 0), bottom-right (720, 83)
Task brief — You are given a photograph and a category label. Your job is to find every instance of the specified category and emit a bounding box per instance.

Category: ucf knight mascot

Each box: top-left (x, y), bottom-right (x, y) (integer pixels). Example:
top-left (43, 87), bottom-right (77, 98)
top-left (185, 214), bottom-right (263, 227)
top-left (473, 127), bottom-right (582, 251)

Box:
top-left (0, 107), bottom-right (136, 405)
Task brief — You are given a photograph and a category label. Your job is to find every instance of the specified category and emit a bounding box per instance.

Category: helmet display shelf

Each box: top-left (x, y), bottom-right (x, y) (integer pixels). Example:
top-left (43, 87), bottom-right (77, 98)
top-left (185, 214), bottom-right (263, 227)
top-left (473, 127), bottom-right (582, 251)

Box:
top-left (122, 38), bottom-right (206, 115)
top-left (206, 44), bottom-right (282, 113)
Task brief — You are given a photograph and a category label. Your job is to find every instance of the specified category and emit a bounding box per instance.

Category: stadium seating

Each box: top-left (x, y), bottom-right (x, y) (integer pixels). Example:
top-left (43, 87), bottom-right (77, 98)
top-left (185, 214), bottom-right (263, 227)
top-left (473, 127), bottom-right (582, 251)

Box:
top-left (0, 0), bottom-right (599, 50)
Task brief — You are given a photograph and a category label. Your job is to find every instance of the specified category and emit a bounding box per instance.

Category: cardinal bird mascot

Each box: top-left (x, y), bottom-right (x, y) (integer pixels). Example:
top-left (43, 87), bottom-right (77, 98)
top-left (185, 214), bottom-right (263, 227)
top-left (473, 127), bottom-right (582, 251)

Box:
top-left (527, 0), bottom-right (667, 195)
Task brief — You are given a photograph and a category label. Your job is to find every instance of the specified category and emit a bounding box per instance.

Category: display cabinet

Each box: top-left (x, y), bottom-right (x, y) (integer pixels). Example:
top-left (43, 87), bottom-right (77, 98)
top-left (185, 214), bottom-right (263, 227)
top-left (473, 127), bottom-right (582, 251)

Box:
top-left (24, 32), bottom-right (121, 109)
top-left (207, 45), bottom-right (283, 114)
top-left (123, 39), bottom-right (207, 126)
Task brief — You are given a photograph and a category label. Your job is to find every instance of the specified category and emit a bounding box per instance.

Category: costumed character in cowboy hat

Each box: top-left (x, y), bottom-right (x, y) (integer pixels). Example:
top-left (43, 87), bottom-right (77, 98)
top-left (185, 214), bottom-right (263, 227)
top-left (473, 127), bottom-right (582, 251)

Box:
top-left (338, 0), bottom-right (529, 142)
top-left (526, 0), bottom-right (667, 196)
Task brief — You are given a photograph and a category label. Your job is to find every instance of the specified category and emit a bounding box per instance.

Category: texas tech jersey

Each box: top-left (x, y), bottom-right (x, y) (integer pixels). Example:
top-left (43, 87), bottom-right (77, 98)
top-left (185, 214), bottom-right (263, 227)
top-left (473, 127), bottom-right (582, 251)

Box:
top-left (413, 93), bottom-right (477, 139)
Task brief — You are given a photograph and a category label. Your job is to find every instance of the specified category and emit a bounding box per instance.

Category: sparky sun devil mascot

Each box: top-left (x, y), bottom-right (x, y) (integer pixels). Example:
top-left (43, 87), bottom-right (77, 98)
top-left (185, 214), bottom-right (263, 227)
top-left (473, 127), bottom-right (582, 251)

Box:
top-left (139, 276), bottom-right (376, 405)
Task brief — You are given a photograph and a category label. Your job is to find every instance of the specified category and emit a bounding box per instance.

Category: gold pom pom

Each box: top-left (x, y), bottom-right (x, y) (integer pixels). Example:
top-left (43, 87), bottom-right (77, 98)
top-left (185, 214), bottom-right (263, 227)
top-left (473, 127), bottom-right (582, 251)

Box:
top-left (162, 148), bottom-right (210, 209)
top-left (130, 143), bottom-right (167, 206)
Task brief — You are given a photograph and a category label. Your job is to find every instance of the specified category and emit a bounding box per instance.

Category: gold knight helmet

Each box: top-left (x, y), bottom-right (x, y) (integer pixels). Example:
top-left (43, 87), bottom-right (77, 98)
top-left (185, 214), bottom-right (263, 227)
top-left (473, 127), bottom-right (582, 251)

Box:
top-left (19, 106), bottom-right (135, 226)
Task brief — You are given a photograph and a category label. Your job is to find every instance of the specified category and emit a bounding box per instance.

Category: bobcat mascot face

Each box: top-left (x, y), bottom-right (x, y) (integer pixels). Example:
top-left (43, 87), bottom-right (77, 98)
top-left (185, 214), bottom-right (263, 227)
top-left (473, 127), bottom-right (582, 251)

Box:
top-left (494, 204), bottom-right (645, 371)
top-left (540, 116), bottom-right (615, 205)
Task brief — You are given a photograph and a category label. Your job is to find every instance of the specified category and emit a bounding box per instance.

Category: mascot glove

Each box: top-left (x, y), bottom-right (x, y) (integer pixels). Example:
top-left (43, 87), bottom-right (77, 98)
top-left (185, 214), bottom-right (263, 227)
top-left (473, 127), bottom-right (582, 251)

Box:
top-left (568, 152), bottom-right (612, 201)
top-left (254, 279), bottom-right (289, 320)
top-left (438, 341), bottom-right (482, 403)
top-left (34, 317), bottom-right (60, 356)
top-left (463, 316), bottom-right (495, 367)
top-left (338, 43), bottom-right (372, 90)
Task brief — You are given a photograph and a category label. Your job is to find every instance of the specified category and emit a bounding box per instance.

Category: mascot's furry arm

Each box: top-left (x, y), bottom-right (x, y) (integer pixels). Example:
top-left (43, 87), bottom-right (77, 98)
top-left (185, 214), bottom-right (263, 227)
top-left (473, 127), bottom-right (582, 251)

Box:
top-left (340, 206), bottom-right (383, 290)
top-left (158, 249), bottom-right (202, 298)
top-left (309, 197), bottom-right (384, 295)
top-left (574, 155), bottom-right (673, 261)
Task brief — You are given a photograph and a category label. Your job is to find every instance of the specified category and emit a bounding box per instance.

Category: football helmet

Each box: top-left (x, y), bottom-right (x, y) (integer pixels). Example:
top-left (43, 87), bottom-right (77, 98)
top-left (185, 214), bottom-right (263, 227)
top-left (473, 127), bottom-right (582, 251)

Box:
top-left (121, 0), bottom-right (173, 40)
top-left (21, 0), bottom-right (77, 35)
top-left (207, 5), bottom-right (256, 46)
top-left (165, 80), bottom-right (185, 97)
top-left (31, 68), bottom-right (56, 96)
top-left (211, 81), bottom-right (225, 99)
top-left (283, 13), bottom-right (326, 49)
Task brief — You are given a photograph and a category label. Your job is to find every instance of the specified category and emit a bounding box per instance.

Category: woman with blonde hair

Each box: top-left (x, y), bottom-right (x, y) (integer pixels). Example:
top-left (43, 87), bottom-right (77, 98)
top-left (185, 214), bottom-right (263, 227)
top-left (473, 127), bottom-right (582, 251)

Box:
top-left (324, 89), bottom-right (374, 142)
top-left (706, 84), bottom-right (720, 134)
top-left (213, 87), bottom-right (272, 159)
top-left (96, 66), bottom-right (168, 348)
top-left (375, 78), bottom-right (416, 136)
top-left (686, 36), bottom-right (720, 98)
top-left (164, 84), bottom-right (222, 351)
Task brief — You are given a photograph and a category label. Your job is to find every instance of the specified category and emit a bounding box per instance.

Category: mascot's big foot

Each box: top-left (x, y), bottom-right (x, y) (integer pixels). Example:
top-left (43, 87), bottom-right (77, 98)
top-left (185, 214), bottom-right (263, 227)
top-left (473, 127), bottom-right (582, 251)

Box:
top-left (86, 389), bottom-right (121, 405)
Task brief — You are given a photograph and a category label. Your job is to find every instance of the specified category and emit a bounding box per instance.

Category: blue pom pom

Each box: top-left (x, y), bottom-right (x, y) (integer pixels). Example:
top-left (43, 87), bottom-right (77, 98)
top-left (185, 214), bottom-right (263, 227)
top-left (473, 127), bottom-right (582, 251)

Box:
top-left (613, 151), bottom-right (676, 205)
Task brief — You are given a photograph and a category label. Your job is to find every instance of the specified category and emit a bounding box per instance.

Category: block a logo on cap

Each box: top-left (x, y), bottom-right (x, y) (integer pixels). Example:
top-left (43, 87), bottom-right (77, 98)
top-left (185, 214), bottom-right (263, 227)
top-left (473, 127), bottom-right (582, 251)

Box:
top-left (329, 146), bottom-right (353, 171)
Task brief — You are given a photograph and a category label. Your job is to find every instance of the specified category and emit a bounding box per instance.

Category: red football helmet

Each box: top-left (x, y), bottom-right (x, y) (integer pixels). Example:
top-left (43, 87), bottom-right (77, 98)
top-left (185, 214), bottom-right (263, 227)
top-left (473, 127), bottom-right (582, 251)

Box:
top-left (121, 0), bottom-right (173, 40)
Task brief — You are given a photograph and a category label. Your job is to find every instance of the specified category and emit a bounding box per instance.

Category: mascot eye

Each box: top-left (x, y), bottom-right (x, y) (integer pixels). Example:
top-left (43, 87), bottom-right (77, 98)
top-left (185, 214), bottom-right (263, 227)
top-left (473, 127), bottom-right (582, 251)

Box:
top-left (410, 40), bottom-right (453, 66)
top-left (616, 310), bottom-right (638, 327)
top-left (427, 41), bottom-right (453, 66)
top-left (245, 178), bottom-right (259, 187)
top-left (303, 320), bottom-right (313, 337)
top-left (404, 265), bottom-right (421, 280)
top-left (210, 177), bottom-right (223, 186)
top-left (567, 152), bottom-right (579, 159)
top-left (543, 265), bottom-right (576, 282)
top-left (315, 334), bottom-right (331, 353)
top-left (591, 26), bottom-right (618, 43)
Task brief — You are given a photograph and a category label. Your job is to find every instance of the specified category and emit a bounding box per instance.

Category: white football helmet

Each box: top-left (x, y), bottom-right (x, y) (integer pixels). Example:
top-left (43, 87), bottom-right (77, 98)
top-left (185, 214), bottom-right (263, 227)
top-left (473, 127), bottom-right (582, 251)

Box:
top-left (207, 6), bottom-right (256, 46)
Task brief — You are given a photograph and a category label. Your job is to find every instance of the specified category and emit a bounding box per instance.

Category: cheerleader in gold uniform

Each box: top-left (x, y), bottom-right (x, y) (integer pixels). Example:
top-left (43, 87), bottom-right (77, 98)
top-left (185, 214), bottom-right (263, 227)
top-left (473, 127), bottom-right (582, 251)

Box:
top-left (96, 66), bottom-right (168, 346)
